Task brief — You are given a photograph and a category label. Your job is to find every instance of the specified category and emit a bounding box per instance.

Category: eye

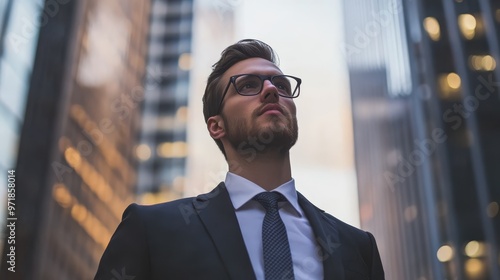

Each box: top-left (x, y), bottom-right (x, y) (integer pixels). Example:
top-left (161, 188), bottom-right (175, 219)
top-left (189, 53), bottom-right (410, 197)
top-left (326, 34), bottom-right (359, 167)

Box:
top-left (275, 83), bottom-right (289, 90)
top-left (235, 75), bottom-right (261, 94)
top-left (273, 77), bottom-right (292, 95)
top-left (238, 81), bottom-right (259, 91)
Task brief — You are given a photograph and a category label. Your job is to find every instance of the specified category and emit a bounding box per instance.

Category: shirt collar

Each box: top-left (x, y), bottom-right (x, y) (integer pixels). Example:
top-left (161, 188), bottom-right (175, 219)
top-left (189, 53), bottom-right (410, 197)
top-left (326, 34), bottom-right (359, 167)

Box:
top-left (224, 172), bottom-right (303, 217)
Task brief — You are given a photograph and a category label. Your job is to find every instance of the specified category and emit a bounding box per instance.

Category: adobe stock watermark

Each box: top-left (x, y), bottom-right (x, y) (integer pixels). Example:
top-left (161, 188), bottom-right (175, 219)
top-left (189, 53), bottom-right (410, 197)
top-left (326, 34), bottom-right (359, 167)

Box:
top-left (442, 74), bottom-right (500, 129)
top-left (110, 267), bottom-right (135, 280)
top-left (384, 73), bottom-right (500, 190)
top-left (384, 128), bottom-right (447, 191)
top-left (111, 64), bottom-right (171, 122)
top-left (178, 184), bottom-right (222, 225)
top-left (237, 130), bottom-right (275, 162)
top-left (296, 235), bottom-right (341, 275)
top-left (340, 0), bottom-right (402, 58)
top-left (6, 170), bottom-right (17, 273)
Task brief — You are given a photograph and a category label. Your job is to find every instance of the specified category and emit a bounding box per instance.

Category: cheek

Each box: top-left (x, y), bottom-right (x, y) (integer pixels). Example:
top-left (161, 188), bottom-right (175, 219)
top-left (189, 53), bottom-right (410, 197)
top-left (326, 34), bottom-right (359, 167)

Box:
top-left (284, 100), bottom-right (297, 116)
top-left (222, 101), bottom-right (255, 125)
top-left (224, 95), bottom-right (254, 113)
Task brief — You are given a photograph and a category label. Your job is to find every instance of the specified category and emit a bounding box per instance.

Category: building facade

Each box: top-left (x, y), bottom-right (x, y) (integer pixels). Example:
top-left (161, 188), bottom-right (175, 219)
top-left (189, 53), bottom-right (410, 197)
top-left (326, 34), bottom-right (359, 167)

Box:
top-left (135, 0), bottom-right (194, 203)
top-left (1, 0), bottom-right (151, 279)
top-left (344, 0), bottom-right (500, 279)
top-left (0, 0), bottom-right (43, 248)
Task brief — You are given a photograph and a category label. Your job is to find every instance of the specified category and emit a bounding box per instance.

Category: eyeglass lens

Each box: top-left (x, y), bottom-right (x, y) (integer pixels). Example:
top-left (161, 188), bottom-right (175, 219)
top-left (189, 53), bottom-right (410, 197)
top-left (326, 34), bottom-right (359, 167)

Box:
top-left (234, 75), bottom-right (298, 97)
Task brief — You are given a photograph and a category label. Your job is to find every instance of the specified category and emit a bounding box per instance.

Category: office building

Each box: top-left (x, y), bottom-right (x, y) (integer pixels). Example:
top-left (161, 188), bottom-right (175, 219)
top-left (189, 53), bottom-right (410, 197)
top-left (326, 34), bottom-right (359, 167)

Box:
top-left (344, 0), bottom-right (500, 279)
top-left (135, 0), bottom-right (194, 203)
top-left (1, 1), bottom-right (151, 278)
top-left (0, 0), bottom-right (43, 252)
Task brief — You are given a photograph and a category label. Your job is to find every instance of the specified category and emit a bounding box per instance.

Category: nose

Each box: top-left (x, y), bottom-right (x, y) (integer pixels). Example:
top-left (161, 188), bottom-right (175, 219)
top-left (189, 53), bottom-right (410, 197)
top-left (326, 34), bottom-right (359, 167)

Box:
top-left (259, 79), bottom-right (279, 103)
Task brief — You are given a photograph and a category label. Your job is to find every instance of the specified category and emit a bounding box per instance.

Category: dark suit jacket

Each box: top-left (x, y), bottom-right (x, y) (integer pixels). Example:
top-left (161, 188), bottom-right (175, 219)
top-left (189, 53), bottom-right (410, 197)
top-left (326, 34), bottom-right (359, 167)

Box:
top-left (94, 183), bottom-right (384, 279)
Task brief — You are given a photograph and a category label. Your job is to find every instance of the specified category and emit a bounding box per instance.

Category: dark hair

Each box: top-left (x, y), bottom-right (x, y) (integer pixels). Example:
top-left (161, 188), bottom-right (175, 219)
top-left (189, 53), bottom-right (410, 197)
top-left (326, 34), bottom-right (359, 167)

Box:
top-left (202, 39), bottom-right (279, 157)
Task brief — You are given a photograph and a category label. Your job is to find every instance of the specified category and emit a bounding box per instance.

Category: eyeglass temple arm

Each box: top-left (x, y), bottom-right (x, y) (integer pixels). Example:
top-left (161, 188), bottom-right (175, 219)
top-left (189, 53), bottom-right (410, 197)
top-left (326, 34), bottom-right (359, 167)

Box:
top-left (216, 78), bottom-right (234, 114)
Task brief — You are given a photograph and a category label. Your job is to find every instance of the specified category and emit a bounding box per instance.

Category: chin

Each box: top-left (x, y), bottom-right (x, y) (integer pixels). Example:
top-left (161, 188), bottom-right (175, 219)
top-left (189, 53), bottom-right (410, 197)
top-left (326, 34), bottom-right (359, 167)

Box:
top-left (257, 122), bottom-right (298, 150)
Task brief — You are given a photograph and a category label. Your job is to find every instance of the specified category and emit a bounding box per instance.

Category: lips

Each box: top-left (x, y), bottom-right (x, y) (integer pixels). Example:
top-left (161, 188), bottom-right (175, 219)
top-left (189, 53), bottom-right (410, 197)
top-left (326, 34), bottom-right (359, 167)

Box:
top-left (259, 104), bottom-right (284, 115)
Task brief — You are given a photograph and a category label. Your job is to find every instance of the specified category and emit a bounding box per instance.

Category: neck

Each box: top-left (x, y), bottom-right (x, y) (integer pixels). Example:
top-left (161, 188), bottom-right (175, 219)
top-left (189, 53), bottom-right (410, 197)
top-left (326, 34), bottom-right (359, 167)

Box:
top-left (226, 149), bottom-right (292, 191)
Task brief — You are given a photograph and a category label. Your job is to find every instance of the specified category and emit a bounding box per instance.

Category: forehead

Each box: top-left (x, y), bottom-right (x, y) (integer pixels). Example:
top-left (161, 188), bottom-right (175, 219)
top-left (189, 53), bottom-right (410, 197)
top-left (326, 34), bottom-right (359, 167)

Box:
top-left (222, 57), bottom-right (283, 81)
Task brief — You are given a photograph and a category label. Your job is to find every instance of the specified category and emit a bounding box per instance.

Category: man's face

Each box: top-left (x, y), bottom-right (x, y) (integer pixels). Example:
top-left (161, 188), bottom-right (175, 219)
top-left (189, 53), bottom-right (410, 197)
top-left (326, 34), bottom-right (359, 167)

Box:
top-left (218, 57), bottom-right (298, 154)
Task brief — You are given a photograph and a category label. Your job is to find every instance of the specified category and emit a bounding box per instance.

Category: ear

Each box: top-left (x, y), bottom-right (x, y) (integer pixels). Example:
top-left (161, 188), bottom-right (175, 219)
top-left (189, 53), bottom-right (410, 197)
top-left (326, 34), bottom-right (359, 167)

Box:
top-left (207, 115), bottom-right (225, 140)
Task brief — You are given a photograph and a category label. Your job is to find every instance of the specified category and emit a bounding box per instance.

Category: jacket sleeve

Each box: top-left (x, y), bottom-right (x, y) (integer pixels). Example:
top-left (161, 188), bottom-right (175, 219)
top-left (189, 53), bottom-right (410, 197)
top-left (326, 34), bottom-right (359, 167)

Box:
top-left (94, 204), bottom-right (151, 280)
top-left (367, 232), bottom-right (385, 280)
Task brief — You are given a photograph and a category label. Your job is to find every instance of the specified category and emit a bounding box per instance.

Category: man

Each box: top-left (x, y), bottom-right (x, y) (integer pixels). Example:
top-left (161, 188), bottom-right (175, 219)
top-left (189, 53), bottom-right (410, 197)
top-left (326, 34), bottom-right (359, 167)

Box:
top-left (95, 39), bottom-right (385, 280)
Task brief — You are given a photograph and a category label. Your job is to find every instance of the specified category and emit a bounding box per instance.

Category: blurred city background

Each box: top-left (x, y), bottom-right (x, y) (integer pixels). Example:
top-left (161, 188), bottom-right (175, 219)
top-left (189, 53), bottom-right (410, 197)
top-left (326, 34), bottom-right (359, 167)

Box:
top-left (0, 0), bottom-right (499, 279)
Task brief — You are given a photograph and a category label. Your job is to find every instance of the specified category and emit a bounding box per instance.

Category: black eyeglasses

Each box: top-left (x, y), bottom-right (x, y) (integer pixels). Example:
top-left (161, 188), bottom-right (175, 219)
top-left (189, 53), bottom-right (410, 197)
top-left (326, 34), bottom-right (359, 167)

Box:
top-left (216, 74), bottom-right (302, 114)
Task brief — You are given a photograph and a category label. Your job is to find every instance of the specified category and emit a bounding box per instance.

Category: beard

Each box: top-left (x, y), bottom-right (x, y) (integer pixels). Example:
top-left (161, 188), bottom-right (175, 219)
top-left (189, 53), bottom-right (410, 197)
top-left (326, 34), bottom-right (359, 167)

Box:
top-left (222, 107), bottom-right (298, 155)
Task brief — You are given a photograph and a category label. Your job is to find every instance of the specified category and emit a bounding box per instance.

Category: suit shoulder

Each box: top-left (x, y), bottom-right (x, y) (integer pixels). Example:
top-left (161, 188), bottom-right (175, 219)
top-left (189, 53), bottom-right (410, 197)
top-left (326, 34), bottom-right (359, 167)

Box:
top-left (135, 197), bottom-right (195, 210)
top-left (122, 197), bottom-right (196, 223)
top-left (125, 183), bottom-right (226, 218)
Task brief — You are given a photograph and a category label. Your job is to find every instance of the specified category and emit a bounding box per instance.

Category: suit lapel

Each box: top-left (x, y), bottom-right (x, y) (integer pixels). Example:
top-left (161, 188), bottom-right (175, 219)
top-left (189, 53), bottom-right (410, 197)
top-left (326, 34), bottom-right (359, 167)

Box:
top-left (194, 183), bottom-right (256, 280)
top-left (297, 192), bottom-right (345, 279)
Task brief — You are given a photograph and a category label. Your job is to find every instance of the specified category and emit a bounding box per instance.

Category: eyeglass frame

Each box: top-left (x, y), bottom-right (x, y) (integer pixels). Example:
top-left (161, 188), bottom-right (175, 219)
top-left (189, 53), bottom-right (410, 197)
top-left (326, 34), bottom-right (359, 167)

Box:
top-left (216, 74), bottom-right (302, 114)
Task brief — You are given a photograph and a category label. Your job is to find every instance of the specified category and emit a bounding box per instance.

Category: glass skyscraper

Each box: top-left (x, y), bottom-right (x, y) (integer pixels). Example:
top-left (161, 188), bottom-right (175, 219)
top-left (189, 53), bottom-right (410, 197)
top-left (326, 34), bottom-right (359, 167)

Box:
top-left (135, 0), bottom-right (194, 203)
top-left (1, 0), bottom-right (151, 278)
top-left (344, 0), bottom-right (500, 279)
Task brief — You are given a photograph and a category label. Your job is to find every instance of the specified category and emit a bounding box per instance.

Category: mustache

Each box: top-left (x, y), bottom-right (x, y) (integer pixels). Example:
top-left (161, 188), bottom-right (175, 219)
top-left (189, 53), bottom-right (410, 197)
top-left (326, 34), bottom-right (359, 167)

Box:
top-left (253, 103), bottom-right (289, 118)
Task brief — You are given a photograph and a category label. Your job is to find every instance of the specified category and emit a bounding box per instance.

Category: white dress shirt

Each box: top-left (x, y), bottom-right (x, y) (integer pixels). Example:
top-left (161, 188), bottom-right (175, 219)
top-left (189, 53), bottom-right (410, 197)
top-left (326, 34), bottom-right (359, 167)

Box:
top-left (225, 172), bottom-right (324, 280)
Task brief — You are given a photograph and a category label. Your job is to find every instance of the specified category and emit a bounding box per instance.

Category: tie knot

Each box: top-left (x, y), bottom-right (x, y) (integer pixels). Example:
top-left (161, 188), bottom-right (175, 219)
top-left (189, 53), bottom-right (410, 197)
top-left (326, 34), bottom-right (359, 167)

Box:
top-left (253, 192), bottom-right (285, 212)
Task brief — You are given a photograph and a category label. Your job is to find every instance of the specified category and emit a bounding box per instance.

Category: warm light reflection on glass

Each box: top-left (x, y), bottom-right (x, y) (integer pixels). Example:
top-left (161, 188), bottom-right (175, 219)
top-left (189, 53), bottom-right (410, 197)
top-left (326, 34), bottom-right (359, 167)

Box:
top-left (470, 55), bottom-right (482, 70)
top-left (141, 192), bottom-right (166, 205)
top-left (139, 190), bottom-right (179, 205)
top-left (458, 14), bottom-right (477, 39)
top-left (64, 147), bottom-right (82, 168)
top-left (447, 73), bottom-right (461, 89)
top-left (423, 17), bottom-right (441, 41)
top-left (437, 245), bottom-right (454, 262)
top-left (65, 146), bottom-right (113, 203)
top-left (157, 141), bottom-right (188, 158)
top-left (69, 104), bottom-right (134, 177)
top-left (487, 201), bottom-right (499, 218)
top-left (481, 55), bottom-right (496, 71)
top-left (465, 241), bottom-right (485, 258)
top-left (496, 9), bottom-right (500, 23)
top-left (53, 183), bottom-right (73, 208)
top-left (469, 55), bottom-right (497, 71)
top-left (71, 204), bottom-right (88, 222)
top-left (178, 53), bottom-right (191, 70)
top-left (465, 258), bottom-right (485, 278)
top-left (52, 183), bottom-right (112, 248)
top-left (136, 144), bottom-right (152, 161)
top-left (438, 73), bottom-right (461, 99)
